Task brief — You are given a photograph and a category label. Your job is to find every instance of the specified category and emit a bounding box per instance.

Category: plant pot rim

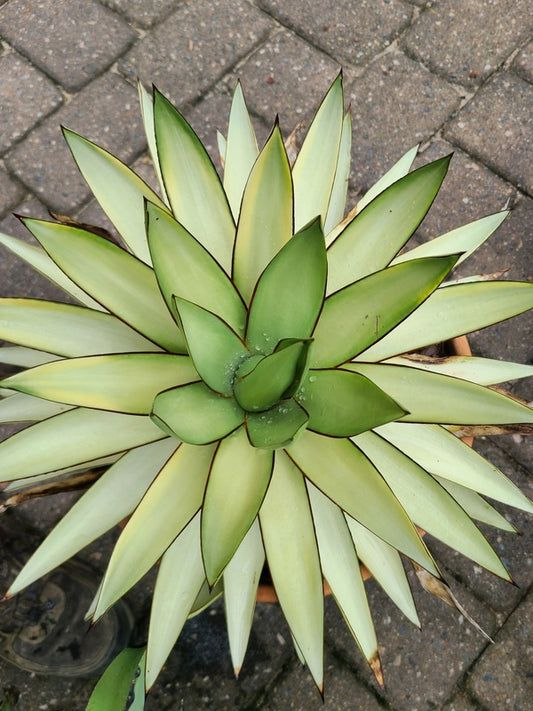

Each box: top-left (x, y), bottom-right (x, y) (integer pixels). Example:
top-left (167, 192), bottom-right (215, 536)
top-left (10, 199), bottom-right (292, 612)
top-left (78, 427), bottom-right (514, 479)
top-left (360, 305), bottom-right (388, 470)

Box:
top-left (256, 334), bottom-right (474, 604)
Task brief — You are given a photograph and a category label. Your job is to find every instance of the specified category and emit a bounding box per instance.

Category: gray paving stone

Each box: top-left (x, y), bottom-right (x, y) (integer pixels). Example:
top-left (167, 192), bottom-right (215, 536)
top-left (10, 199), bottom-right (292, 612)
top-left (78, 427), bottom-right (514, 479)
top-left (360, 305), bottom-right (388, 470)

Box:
top-left (0, 196), bottom-right (70, 302)
top-left (0, 0), bottom-right (136, 91)
top-left (258, 0), bottom-right (412, 66)
top-left (258, 657), bottom-right (383, 710)
top-left (119, 0), bottom-right (274, 108)
top-left (6, 74), bottom-right (146, 213)
top-left (101, 0), bottom-right (178, 28)
top-left (347, 51), bottom-right (460, 191)
top-left (441, 691), bottom-right (479, 710)
top-left (0, 52), bottom-right (62, 155)
top-left (468, 591), bottom-right (532, 710)
top-left (0, 166), bottom-right (24, 218)
top-left (328, 572), bottom-right (497, 710)
top-left (513, 40), bottom-right (533, 83)
top-left (446, 72), bottom-right (533, 195)
top-left (231, 29), bottom-right (340, 134)
top-left (145, 601), bottom-right (293, 711)
top-left (402, 0), bottom-right (531, 87)
top-left (412, 139), bottom-right (515, 241)
top-left (428, 438), bottom-right (532, 614)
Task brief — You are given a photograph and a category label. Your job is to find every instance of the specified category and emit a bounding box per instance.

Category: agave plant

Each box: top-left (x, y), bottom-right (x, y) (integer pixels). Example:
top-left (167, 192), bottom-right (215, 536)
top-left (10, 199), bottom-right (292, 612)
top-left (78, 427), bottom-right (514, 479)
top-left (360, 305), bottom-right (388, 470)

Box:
top-left (0, 74), bottom-right (532, 697)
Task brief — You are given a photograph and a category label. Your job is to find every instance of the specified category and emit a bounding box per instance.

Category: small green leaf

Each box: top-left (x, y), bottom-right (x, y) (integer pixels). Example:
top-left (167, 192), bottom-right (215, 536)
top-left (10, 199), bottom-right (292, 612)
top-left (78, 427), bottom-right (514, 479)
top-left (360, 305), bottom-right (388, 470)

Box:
top-left (146, 201), bottom-right (246, 333)
top-left (223, 520), bottom-right (264, 674)
top-left (224, 82), bottom-right (259, 219)
top-left (312, 254), bottom-right (459, 366)
top-left (391, 211), bottom-right (509, 268)
top-left (358, 281), bottom-right (533, 361)
top-left (2, 354), bottom-right (197, 414)
top-left (153, 88), bottom-right (235, 272)
top-left (94, 443), bottom-right (215, 618)
top-left (259, 450), bottom-right (324, 690)
top-left (24, 217), bottom-right (185, 353)
top-left (86, 647), bottom-right (145, 711)
top-left (246, 399), bottom-right (308, 449)
top-left (234, 339), bottom-right (312, 411)
top-left (64, 127), bottom-right (166, 264)
top-left (346, 515), bottom-right (419, 625)
top-left (357, 144), bottom-right (418, 213)
top-left (152, 381), bottom-right (244, 445)
top-left (247, 218), bottom-right (327, 353)
top-left (327, 155), bottom-right (452, 293)
top-left (8, 440), bottom-right (177, 597)
top-left (0, 230), bottom-right (103, 310)
top-left (296, 369), bottom-right (405, 437)
top-left (292, 73), bottom-right (344, 231)
top-left (346, 363), bottom-right (533, 425)
top-left (287, 431), bottom-right (439, 574)
top-left (0, 409), bottom-right (165, 482)
top-left (0, 298), bottom-right (157, 357)
top-left (173, 297), bottom-right (248, 395)
top-left (377, 422), bottom-right (533, 513)
top-left (232, 123), bottom-right (293, 303)
top-left (323, 109), bottom-right (352, 236)
top-left (201, 428), bottom-right (273, 584)
top-left (355, 432), bottom-right (509, 579)
top-left (146, 514), bottom-right (205, 690)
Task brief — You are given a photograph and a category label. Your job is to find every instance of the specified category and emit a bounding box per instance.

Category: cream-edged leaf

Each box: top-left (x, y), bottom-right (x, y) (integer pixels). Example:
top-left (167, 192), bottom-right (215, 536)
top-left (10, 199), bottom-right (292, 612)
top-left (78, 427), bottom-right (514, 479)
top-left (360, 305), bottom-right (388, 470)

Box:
top-left (223, 520), bottom-right (264, 675)
top-left (377, 422), bottom-right (533, 513)
top-left (232, 123), bottom-right (292, 303)
top-left (0, 392), bottom-right (72, 423)
top-left (346, 363), bottom-right (533, 424)
top-left (287, 431), bottom-right (439, 574)
top-left (63, 128), bottom-right (167, 264)
top-left (323, 109), bottom-right (352, 235)
top-left (201, 428), bottom-right (273, 584)
top-left (24, 218), bottom-right (185, 353)
top-left (8, 439), bottom-right (177, 596)
top-left (434, 477), bottom-right (516, 532)
top-left (345, 515), bottom-right (419, 625)
top-left (0, 408), bottom-right (165, 481)
top-left (94, 443), bottom-right (215, 618)
top-left (292, 74), bottom-right (344, 231)
top-left (357, 145), bottom-right (419, 213)
top-left (146, 513), bottom-right (205, 689)
top-left (384, 354), bottom-right (533, 385)
top-left (138, 81), bottom-right (168, 204)
top-left (0, 346), bottom-right (58, 368)
top-left (0, 299), bottom-right (158, 357)
top-left (224, 82), bottom-right (259, 219)
top-left (259, 450), bottom-right (324, 690)
top-left (0, 231), bottom-right (103, 310)
top-left (2, 354), bottom-right (197, 414)
top-left (357, 281), bottom-right (533, 361)
top-left (153, 89), bottom-right (235, 272)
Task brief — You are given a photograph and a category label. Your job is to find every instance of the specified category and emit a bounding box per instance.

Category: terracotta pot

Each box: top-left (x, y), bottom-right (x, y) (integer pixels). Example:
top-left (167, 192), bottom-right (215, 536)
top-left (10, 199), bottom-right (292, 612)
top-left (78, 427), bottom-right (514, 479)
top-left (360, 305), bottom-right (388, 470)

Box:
top-left (256, 334), bottom-right (474, 604)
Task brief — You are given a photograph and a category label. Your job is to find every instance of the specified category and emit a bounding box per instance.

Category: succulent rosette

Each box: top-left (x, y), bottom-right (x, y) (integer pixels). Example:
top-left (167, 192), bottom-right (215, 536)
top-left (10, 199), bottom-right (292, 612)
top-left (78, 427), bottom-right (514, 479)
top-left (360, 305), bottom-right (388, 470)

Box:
top-left (0, 75), bottom-right (532, 691)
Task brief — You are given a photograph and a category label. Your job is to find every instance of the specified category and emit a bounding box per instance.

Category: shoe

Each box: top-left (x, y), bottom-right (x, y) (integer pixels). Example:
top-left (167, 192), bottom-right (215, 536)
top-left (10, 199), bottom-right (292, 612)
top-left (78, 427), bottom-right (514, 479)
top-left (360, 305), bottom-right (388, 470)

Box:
top-left (0, 513), bottom-right (134, 678)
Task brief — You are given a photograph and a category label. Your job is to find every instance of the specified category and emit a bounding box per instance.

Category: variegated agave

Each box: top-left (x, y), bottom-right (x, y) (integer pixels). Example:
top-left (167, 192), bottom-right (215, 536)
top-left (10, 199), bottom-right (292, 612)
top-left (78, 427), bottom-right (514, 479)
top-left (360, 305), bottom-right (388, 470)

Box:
top-left (0, 74), bottom-right (532, 695)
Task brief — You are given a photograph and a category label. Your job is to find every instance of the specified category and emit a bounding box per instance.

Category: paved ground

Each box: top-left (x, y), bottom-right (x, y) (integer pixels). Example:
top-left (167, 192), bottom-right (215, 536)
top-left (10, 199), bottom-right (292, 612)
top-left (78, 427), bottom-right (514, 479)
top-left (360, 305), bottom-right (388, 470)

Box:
top-left (0, 0), bottom-right (531, 709)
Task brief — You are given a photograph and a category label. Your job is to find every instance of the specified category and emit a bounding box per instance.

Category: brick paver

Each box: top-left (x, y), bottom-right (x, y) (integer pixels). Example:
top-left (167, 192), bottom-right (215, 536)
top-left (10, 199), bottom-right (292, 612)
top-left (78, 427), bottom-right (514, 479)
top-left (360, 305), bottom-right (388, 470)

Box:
top-left (0, 0), bottom-right (136, 91)
top-left (119, 0), bottom-right (274, 107)
top-left (446, 72), bottom-right (533, 195)
top-left (0, 0), bottom-right (531, 709)
top-left (0, 51), bottom-right (62, 155)
top-left (258, 0), bottom-right (413, 66)
top-left (347, 51), bottom-right (460, 190)
top-left (403, 0), bottom-right (531, 87)
top-left (468, 592), bottom-right (532, 710)
top-left (6, 73), bottom-right (145, 212)
top-left (232, 29), bottom-right (340, 133)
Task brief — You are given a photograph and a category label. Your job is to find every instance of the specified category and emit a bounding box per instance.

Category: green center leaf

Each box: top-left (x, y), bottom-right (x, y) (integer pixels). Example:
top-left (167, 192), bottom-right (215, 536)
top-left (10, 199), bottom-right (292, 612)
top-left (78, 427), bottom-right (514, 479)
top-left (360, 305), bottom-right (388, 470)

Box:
top-left (233, 338), bottom-right (312, 412)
